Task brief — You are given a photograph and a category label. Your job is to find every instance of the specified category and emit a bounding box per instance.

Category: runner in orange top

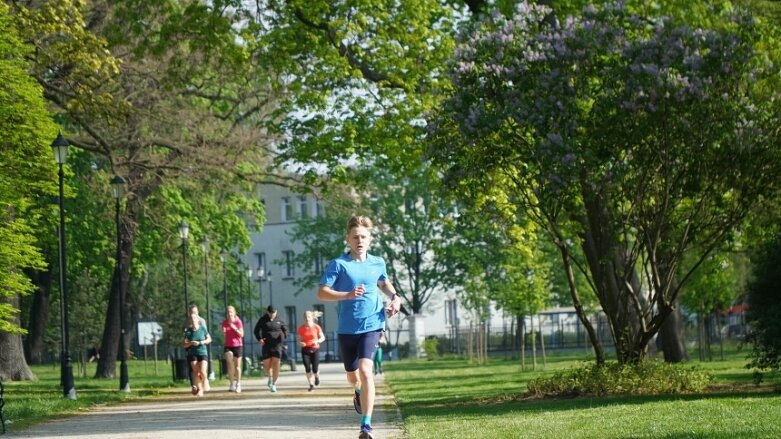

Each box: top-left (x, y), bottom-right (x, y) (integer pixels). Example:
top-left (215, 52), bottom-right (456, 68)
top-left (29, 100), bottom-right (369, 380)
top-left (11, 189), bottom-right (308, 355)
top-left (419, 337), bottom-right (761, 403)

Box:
top-left (296, 310), bottom-right (326, 391)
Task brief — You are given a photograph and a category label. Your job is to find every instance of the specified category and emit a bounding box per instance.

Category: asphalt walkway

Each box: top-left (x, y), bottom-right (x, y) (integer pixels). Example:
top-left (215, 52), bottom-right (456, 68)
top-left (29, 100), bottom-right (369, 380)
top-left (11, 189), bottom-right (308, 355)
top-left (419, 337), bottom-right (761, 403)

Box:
top-left (12, 362), bottom-right (404, 439)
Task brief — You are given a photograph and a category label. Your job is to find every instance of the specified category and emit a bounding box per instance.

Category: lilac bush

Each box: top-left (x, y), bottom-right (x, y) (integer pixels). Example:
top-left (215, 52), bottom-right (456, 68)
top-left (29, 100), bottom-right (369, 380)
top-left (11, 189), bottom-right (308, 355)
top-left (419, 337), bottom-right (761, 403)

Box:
top-left (430, 1), bottom-right (781, 363)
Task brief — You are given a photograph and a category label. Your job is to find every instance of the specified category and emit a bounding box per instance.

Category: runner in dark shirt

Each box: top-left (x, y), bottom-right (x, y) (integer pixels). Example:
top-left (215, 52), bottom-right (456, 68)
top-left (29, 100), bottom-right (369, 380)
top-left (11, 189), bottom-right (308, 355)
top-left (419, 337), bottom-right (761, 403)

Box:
top-left (253, 305), bottom-right (288, 392)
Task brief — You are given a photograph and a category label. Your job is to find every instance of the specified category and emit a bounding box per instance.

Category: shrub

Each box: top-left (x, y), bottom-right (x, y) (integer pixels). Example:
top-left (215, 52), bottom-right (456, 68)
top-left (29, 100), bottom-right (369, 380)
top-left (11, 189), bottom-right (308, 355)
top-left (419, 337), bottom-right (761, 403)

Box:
top-left (422, 337), bottom-right (440, 359)
top-left (526, 361), bottom-right (712, 397)
top-left (746, 235), bottom-right (781, 372)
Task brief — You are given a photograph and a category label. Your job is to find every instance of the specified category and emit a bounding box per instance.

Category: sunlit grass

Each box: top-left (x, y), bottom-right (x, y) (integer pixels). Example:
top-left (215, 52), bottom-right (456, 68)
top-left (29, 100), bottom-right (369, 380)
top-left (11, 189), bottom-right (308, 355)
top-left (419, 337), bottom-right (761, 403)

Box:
top-left (385, 347), bottom-right (781, 439)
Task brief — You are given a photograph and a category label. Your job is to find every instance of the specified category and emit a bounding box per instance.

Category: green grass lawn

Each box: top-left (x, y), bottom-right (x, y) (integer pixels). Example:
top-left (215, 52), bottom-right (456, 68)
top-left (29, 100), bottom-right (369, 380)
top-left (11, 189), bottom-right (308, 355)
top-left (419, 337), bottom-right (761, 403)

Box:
top-left (384, 349), bottom-right (781, 439)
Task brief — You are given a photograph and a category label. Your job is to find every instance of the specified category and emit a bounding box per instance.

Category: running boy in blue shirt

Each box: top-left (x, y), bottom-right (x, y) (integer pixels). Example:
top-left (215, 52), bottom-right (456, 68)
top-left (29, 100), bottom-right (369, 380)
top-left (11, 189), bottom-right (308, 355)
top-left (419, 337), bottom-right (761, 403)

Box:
top-left (317, 215), bottom-right (402, 439)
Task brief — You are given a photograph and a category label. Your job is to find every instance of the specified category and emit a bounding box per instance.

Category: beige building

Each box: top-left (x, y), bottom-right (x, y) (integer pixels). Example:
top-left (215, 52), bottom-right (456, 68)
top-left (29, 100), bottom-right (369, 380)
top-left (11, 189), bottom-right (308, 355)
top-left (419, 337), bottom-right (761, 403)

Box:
top-left (242, 184), bottom-right (339, 360)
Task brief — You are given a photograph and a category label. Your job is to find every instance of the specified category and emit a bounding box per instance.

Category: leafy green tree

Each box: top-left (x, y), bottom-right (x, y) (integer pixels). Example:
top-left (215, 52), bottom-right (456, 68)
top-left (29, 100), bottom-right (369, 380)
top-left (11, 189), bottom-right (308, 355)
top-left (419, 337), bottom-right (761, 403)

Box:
top-left (288, 167), bottom-right (463, 315)
top-left (679, 251), bottom-right (740, 361)
top-left (12, 0), bottom-right (278, 378)
top-left (0, 1), bottom-right (57, 380)
top-left (429, 2), bottom-right (781, 364)
top-left (258, 0), bottom-right (459, 182)
top-left (746, 234), bottom-right (781, 372)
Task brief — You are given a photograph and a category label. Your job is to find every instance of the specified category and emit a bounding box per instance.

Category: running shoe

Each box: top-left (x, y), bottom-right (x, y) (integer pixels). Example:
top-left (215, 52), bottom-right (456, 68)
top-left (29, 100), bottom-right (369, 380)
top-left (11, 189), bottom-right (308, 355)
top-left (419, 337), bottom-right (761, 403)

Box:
top-left (358, 424), bottom-right (374, 439)
top-left (228, 381), bottom-right (236, 392)
top-left (308, 384), bottom-right (314, 392)
top-left (235, 383), bottom-right (242, 393)
top-left (191, 385), bottom-right (199, 395)
top-left (353, 390), bottom-right (362, 414)
top-left (315, 376), bottom-right (320, 386)
top-left (270, 384), bottom-right (277, 393)
top-left (267, 377), bottom-right (273, 389)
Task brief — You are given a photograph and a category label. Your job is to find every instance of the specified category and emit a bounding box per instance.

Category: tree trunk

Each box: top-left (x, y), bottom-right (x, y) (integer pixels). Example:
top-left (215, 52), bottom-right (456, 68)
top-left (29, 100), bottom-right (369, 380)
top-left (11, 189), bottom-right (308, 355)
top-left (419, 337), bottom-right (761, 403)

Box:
top-left (513, 315), bottom-right (524, 370)
top-left (0, 295), bottom-right (35, 381)
top-left (521, 317), bottom-right (526, 371)
top-left (483, 320), bottom-right (488, 363)
top-left (24, 267), bottom-right (53, 364)
top-left (705, 313), bottom-right (713, 361)
top-left (579, 185), bottom-right (655, 364)
top-left (717, 309), bottom-right (724, 361)
top-left (467, 320), bottom-right (473, 363)
top-left (95, 193), bottom-right (140, 378)
top-left (477, 321), bottom-right (482, 364)
top-left (531, 322), bottom-right (537, 371)
top-left (659, 300), bottom-right (689, 363)
top-left (539, 314), bottom-right (547, 369)
top-left (556, 240), bottom-right (605, 364)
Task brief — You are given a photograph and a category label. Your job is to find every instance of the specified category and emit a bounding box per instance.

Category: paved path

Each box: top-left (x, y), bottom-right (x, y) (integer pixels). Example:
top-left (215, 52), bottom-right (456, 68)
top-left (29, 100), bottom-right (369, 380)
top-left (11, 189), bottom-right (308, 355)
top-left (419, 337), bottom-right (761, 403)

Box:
top-left (12, 362), bottom-right (404, 439)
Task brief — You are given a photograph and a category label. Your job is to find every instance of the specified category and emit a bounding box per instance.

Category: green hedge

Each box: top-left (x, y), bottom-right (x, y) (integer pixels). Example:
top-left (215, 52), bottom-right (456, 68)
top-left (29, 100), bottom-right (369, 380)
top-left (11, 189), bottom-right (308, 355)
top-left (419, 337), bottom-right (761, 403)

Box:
top-left (527, 360), bottom-right (712, 397)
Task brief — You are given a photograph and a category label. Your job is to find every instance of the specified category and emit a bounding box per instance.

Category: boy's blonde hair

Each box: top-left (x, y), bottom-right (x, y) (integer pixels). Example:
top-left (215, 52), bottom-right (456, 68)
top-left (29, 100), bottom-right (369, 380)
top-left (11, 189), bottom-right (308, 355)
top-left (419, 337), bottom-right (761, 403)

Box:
top-left (347, 215), bottom-right (373, 233)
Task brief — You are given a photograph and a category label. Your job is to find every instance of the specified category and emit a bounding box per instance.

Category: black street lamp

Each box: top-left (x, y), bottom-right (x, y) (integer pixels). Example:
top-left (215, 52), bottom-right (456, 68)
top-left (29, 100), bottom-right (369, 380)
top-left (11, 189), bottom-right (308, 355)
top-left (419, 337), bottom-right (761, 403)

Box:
top-left (111, 175), bottom-right (129, 393)
top-left (245, 266), bottom-right (252, 345)
top-left (220, 248), bottom-right (229, 311)
top-left (200, 236), bottom-right (214, 380)
top-left (51, 133), bottom-right (76, 400)
top-left (179, 220), bottom-right (189, 319)
top-left (255, 267), bottom-right (265, 311)
top-left (237, 258), bottom-right (244, 317)
top-left (218, 248), bottom-right (229, 379)
top-left (245, 266), bottom-right (253, 320)
top-left (254, 267), bottom-right (264, 360)
top-left (267, 271), bottom-right (273, 307)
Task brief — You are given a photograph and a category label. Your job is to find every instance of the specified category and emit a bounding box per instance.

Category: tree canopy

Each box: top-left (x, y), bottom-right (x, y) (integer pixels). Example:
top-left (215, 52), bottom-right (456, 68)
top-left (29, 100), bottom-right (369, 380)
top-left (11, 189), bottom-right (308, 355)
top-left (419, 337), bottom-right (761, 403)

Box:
top-left (430, 1), bottom-right (781, 363)
top-left (0, 2), bottom-right (56, 333)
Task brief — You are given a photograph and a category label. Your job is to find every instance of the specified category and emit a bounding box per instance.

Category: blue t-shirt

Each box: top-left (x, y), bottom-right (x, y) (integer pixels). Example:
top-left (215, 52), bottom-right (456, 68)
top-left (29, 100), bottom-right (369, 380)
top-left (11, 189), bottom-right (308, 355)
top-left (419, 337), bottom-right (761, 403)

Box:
top-left (320, 252), bottom-right (388, 335)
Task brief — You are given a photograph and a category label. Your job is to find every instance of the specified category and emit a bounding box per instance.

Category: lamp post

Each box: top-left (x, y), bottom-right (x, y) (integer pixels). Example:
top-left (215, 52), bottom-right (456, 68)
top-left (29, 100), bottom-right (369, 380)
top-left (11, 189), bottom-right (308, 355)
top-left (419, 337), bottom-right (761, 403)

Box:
top-left (267, 271), bottom-right (273, 307)
top-left (256, 267), bottom-right (265, 311)
top-left (111, 175), bottom-right (130, 393)
top-left (220, 248), bottom-right (229, 311)
top-left (255, 267), bottom-right (264, 360)
top-left (245, 266), bottom-right (252, 353)
top-left (200, 236), bottom-right (214, 380)
top-left (237, 258), bottom-right (244, 318)
top-left (179, 220), bottom-right (189, 319)
top-left (245, 266), bottom-right (253, 324)
top-left (51, 133), bottom-right (76, 400)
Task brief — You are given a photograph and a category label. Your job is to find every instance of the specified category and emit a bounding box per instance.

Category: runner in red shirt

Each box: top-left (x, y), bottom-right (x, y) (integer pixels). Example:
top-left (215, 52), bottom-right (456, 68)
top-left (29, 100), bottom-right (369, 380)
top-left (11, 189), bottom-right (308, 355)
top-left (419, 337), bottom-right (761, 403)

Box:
top-left (296, 310), bottom-right (326, 391)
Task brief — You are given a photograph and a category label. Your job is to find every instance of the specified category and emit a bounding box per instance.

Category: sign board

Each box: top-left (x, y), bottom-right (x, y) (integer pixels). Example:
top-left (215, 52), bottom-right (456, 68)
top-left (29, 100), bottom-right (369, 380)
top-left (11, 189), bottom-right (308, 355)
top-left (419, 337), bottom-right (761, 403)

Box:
top-left (137, 321), bottom-right (163, 346)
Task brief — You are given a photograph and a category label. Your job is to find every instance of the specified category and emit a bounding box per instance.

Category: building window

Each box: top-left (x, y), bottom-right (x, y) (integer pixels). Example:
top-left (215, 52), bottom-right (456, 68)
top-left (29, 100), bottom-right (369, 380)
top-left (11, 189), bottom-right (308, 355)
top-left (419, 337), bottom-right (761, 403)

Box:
top-left (298, 196), bottom-right (309, 219)
top-left (282, 197), bottom-right (293, 222)
top-left (255, 252), bottom-right (266, 276)
top-left (283, 251), bottom-right (295, 278)
top-left (285, 306), bottom-right (297, 334)
top-left (445, 299), bottom-right (459, 326)
top-left (313, 253), bottom-right (325, 274)
top-left (315, 199), bottom-right (325, 217)
top-left (314, 304), bottom-right (326, 333)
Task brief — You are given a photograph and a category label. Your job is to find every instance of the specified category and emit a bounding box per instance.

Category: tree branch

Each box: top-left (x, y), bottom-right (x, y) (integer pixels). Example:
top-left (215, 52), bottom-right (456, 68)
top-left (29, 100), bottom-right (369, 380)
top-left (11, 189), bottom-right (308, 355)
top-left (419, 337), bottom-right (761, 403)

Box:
top-left (293, 8), bottom-right (405, 89)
